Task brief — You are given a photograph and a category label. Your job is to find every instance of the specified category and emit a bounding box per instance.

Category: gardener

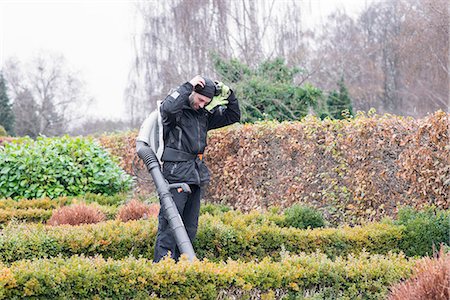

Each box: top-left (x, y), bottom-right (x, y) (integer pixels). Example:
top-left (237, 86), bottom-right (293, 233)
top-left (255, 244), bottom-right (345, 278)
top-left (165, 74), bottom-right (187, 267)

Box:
top-left (154, 75), bottom-right (240, 262)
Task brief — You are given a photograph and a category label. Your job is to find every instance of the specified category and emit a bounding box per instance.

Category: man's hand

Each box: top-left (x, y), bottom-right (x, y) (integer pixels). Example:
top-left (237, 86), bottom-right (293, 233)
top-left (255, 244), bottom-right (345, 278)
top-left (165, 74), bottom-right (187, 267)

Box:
top-left (189, 75), bottom-right (205, 89)
top-left (205, 81), bottom-right (231, 112)
top-left (216, 81), bottom-right (231, 98)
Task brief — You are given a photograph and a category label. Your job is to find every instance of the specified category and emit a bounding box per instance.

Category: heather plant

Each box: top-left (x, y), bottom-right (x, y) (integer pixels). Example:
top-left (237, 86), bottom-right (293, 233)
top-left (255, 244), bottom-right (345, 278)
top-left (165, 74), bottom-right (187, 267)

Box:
top-left (0, 136), bottom-right (132, 199)
top-left (389, 247), bottom-right (449, 300)
top-left (116, 199), bottom-right (159, 222)
top-left (47, 204), bottom-right (106, 226)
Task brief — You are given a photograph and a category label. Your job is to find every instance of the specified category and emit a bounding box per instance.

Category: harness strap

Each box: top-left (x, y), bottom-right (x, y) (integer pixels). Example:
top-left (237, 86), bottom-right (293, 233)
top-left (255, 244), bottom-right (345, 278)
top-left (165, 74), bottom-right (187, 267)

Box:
top-left (162, 147), bottom-right (203, 162)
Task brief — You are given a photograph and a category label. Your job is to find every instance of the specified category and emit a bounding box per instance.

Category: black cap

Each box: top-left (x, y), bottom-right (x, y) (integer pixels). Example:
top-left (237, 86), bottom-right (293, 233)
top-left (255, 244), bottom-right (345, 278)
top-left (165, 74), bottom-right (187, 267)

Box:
top-left (194, 77), bottom-right (217, 99)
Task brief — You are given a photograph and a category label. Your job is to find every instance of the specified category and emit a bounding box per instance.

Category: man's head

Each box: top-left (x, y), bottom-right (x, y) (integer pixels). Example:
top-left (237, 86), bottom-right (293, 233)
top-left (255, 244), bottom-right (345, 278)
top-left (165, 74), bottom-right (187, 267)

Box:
top-left (190, 77), bottom-right (217, 110)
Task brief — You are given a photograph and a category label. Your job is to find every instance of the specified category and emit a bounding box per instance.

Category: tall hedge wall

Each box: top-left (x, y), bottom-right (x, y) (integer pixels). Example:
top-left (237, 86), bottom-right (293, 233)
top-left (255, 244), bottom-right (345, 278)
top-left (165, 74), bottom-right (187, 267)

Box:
top-left (99, 111), bottom-right (448, 223)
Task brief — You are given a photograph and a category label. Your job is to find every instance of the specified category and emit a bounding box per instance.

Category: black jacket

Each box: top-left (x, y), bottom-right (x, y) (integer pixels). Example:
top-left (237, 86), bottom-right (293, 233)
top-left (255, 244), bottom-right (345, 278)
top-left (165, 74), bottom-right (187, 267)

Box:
top-left (160, 82), bottom-right (240, 185)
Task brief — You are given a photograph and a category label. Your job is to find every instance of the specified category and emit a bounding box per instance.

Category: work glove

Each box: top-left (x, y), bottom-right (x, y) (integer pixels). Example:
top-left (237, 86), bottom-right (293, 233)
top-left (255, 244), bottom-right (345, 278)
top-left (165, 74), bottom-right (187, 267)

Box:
top-left (205, 81), bottom-right (231, 112)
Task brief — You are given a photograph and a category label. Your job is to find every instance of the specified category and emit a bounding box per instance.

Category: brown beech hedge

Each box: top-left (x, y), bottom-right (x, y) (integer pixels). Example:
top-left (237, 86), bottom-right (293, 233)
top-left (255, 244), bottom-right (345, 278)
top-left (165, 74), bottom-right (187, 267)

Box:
top-left (98, 111), bottom-right (448, 224)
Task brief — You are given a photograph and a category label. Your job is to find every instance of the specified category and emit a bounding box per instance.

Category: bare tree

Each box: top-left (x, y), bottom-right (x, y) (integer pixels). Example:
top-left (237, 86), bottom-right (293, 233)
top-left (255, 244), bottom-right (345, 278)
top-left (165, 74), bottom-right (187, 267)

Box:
top-left (3, 53), bottom-right (92, 137)
top-left (308, 0), bottom-right (448, 117)
top-left (126, 0), bottom-right (308, 125)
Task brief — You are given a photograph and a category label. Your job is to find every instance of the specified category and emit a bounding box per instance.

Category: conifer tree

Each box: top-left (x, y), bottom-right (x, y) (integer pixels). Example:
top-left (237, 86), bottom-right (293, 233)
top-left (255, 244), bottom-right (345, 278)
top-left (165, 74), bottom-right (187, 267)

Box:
top-left (326, 77), bottom-right (354, 119)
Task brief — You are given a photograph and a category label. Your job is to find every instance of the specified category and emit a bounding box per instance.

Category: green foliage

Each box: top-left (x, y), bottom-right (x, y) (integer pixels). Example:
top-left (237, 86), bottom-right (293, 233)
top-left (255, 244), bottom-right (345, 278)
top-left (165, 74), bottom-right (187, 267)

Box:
top-left (284, 204), bottom-right (325, 229)
top-left (0, 252), bottom-right (414, 299)
top-left (213, 55), bottom-right (323, 122)
top-left (395, 206), bottom-right (450, 257)
top-left (0, 136), bottom-right (132, 200)
top-left (0, 73), bottom-right (14, 135)
top-left (325, 77), bottom-right (354, 120)
top-left (81, 192), bottom-right (128, 206)
top-left (212, 53), bottom-right (251, 83)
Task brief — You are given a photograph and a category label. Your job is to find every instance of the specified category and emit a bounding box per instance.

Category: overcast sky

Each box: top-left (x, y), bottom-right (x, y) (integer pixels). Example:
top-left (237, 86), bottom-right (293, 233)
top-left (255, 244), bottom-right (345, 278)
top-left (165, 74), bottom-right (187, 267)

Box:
top-left (0, 0), bottom-right (370, 121)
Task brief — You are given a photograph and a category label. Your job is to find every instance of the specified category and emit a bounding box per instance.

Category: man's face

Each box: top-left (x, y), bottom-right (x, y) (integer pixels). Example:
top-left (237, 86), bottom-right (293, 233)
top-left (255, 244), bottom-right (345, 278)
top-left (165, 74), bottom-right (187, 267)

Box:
top-left (190, 92), bottom-right (211, 110)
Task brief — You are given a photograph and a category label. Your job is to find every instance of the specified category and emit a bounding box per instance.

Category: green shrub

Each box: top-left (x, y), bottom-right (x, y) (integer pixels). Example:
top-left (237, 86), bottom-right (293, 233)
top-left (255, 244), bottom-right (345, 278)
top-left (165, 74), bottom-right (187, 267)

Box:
top-left (0, 252), bottom-right (414, 299)
top-left (0, 136), bottom-right (132, 200)
top-left (395, 206), bottom-right (450, 256)
top-left (284, 204), bottom-right (325, 229)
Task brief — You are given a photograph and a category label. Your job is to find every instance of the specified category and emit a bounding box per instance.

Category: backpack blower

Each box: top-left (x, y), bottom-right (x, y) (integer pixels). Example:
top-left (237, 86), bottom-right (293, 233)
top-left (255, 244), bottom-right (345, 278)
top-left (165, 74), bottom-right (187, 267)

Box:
top-left (136, 101), bottom-right (196, 262)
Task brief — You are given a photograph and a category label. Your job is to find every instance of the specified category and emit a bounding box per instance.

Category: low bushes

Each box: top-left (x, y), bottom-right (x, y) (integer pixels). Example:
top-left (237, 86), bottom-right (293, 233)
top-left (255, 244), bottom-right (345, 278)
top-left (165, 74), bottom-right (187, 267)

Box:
top-left (0, 195), bottom-right (124, 225)
top-left (0, 136), bottom-right (132, 200)
top-left (0, 220), bottom-right (157, 264)
top-left (0, 198), bottom-right (69, 210)
top-left (0, 218), bottom-right (404, 264)
top-left (0, 202), bottom-right (446, 261)
top-left (0, 206), bottom-right (120, 226)
top-left (0, 198), bottom-right (69, 225)
top-left (0, 251), bottom-right (414, 299)
top-left (196, 216), bottom-right (404, 261)
top-left (0, 208), bottom-right (53, 224)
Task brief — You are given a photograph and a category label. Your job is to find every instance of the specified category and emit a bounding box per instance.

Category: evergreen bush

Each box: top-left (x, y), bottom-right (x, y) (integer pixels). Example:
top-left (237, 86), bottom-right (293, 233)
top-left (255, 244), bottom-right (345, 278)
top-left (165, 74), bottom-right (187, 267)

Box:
top-left (395, 206), bottom-right (450, 256)
top-left (284, 204), bottom-right (325, 229)
top-left (0, 136), bottom-right (132, 199)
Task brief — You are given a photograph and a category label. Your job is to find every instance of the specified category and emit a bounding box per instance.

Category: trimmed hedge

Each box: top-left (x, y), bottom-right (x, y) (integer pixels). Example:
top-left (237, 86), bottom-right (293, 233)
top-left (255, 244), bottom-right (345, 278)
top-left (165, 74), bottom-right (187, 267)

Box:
top-left (0, 218), bottom-right (405, 264)
top-left (0, 209), bottom-right (53, 224)
top-left (0, 252), bottom-right (414, 299)
top-left (0, 198), bottom-right (69, 210)
top-left (0, 220), bottom-right (157, 264)
top-left (196, 215), bottom-right (404, 261)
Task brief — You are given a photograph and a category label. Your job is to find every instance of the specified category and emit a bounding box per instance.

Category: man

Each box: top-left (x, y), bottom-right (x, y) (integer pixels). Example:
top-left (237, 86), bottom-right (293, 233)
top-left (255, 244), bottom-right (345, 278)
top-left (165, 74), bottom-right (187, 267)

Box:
top-left (154, 75), bottom-right (240, 262)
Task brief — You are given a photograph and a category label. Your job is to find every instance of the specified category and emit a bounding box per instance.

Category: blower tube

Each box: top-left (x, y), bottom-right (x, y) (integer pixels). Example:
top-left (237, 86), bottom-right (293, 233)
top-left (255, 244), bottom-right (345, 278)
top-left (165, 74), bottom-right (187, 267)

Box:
top-left (136, 142), bottom-right (196, 261)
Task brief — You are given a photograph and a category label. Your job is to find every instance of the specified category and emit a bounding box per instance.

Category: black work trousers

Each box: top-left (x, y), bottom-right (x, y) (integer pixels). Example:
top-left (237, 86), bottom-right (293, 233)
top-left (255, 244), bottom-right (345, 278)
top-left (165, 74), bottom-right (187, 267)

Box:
top-left (153, 184), bottom-right (201, 262)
